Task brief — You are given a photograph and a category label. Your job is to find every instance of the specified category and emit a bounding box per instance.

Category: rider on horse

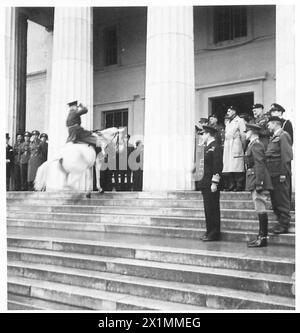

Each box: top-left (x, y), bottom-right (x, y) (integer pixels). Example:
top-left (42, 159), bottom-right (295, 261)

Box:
top-left (66, 100), bottom-right (101, 147)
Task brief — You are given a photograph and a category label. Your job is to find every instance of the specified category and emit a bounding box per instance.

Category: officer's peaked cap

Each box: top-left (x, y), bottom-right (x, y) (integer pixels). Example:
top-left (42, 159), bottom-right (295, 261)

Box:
top-left (67, 100), bottom-right (78, 107)
top-left (269, 103), bottom-right (285, 113)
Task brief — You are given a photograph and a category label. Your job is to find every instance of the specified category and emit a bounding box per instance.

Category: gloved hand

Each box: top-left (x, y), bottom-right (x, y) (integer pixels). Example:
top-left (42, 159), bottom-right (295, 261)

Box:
top-left (255, 185), bottom-right (264, 193)
top-left (279, 175), bottom-right (286, 183)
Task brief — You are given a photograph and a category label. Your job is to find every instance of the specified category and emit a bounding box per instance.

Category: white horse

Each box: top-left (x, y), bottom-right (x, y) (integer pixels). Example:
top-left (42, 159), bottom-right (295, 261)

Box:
top-left (34, 127), bottom-right (125, 197)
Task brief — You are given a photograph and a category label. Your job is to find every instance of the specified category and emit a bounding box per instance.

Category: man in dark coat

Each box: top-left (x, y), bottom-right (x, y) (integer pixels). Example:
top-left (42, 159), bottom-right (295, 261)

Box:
top-left (244, 123), bottom-right (273, 247)
top-left (20, 131), bottom-right (31, 191)
top-left (27, 130), bottom-right (44, 191)
top-left (266, 116), bottom-right (293, 234)
top-left (269, 103), bottom-right (293, 144)
top-left (66, 101), bottom-right (100, 146)
top-left (198, 125), bottom-right (223, 241)
top-left (208, 114), bottom-right (225, 148)
top-left (6, 133), bottom-right (13, 191)
top-left (40, 133), bottom-right (48, 163)
top-left (13, 133), bottom-right (23, 190)
top-left (252, 103), bottom-right (270, 150)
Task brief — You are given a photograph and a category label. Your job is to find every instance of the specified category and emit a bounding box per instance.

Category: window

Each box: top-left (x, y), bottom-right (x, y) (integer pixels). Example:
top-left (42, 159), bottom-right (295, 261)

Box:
top-left (104, 109), bottom-right (128, 129)
top-left (213, 6), bottom-right (247, 43)
top-left (104, 26), bottom-right (118, 66)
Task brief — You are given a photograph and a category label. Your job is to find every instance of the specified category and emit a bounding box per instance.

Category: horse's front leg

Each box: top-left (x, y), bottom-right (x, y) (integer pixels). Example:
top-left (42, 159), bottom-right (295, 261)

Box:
top-left (95, 156), bottom-right (104, 194)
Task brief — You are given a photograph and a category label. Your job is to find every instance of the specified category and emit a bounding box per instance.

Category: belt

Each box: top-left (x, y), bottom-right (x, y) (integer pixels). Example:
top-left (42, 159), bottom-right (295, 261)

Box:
top-left (68, 123), bottom-right (80, 129)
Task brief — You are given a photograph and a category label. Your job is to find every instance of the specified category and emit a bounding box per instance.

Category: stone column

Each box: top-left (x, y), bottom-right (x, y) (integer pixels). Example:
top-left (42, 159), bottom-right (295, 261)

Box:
top-left (143, 7), bottom-right (195, 191)
top-left (276, 5), bottom-right (295, 122)
top-left (5, 7), bottom-right (27, 143)
top-left (48, 7), bottom-right (93, 190)
top-left (276, 6), bottom-right (295, 190)
top-left (44, 29), bottom-right (53, 134)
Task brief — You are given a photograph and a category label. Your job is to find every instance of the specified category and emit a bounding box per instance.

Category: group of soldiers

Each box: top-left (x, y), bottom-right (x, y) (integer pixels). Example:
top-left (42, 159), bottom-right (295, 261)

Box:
top-left (6, 130), bottom-right (48, 191)
top-left (197, 102), bottom-right (293, 247)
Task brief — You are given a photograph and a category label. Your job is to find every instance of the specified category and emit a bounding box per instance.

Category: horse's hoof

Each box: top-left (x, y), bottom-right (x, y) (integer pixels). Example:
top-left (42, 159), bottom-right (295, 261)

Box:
top-left (98, 189), bottom-right (105, 194)
top-left (86, 193), bottom-right (91, 198)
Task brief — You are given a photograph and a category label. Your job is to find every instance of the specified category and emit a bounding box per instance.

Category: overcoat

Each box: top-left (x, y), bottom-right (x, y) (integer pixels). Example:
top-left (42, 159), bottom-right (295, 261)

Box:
top-left (222, 115), bottom-right (246, 173)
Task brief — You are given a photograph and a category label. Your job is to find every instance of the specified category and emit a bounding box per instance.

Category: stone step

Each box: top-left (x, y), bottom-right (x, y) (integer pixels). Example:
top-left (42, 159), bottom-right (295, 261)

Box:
top-left (8, 249), bottom-right (294, 297)
top-left (8, 276), bottom-right (208, 311)
top-left (7, 197), bottom-right (258, 210)
top-left (7, 216), bottom-right (295, 233)
top-left (6, 191), bottom-right (255, 201)
top-left (6, 190), bottom-right (295, 205)
top-left (6, 206), bottom-right (295, 222)
top-left (7, 219), bottom-right (295, 246)
top-left (8, 293), bottom-right (84, 310)
top-left (7, 232), bottom-right (295, 276)
top-left (8, 263), bottom-right (294, 310)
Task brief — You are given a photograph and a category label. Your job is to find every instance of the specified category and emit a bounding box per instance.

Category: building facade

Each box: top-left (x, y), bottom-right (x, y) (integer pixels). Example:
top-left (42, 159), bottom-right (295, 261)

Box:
top-left (5, 6), bottom-right (295, 191)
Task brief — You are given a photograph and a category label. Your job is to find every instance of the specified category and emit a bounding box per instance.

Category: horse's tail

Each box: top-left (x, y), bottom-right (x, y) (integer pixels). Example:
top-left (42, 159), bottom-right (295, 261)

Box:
top-left (34, 161), bottom-right (49, 191)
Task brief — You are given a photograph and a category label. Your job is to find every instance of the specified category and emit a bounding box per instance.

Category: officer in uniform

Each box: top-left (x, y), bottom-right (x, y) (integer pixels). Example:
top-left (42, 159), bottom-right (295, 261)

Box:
top-left (20, 131), bottom-right (31, 191)
top-left (6, 133), bottom-right (13, 191)
top-left (198, 125), bottom-right (223, 241)
top-left (269, 103), bottom-right (293, 144)
top-left (13, 133), bottom-right (23, 190)
top-left (208, 114), bottom-right (225, 148)
top-left (66, 100), bottom-right (100, 146)
top-left (266, 116), bottom-right (293, 234)
top-left (27, 130), bottom-right (43, 191)
top-left (244, 123), bottom-right (273, 247)
top-left (252, 103), bottom-right (270, 150)
top-left (40, 133), bottom-right (48, 163)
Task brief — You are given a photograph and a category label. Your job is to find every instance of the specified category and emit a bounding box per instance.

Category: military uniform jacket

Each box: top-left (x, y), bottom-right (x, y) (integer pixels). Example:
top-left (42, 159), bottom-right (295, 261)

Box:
top-left (265, 128), bottom-right (293, 177)
top-left (66, 107), bottom-right (92, 142)
top-left (198, 140), bottom-right (223, 190)
top-left (41, 142), bottom-right (48, 162)
top-left (254, 115), bottom-right (270, 149)
top-left (245, 138), bottom-right (273, 191)
top-left (28, 138), bottom-right (44, 182)
top-left (282, 119), bottom-right (293, 144)
top-left (19, 141), bottom-right (31, 164)
top-left (13, 141), bottom-right (23, 165)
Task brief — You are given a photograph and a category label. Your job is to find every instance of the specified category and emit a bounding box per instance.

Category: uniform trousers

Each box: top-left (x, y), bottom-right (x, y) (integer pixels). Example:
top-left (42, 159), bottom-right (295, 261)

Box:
top-left (201, 188), bottom-right (221, 238)
top-left (13, 164), bottom-right (21, 191)
top-left (20, 163), bottom-right (28, 190)
top-left (270, 176), bottom-right (291, 227)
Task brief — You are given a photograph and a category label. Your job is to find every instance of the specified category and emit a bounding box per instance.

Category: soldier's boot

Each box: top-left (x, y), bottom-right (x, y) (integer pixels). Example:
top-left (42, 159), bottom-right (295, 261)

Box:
top-left (247, 213), bottom-right (268, 248)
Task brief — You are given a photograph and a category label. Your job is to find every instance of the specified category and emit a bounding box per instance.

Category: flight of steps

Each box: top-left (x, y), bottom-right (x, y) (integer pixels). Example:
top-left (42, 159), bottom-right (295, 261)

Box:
top-left (6, 191), bottom-right (295, 311)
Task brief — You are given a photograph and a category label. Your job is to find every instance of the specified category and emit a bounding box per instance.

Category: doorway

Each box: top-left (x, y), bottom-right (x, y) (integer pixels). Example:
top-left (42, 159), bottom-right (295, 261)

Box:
top-left (209, 92), bottom-right (254, 125)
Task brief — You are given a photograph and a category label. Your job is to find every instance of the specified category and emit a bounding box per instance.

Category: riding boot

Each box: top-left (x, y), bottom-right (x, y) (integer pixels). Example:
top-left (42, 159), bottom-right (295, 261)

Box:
top-left (247, 213), bottom-right (268, 248)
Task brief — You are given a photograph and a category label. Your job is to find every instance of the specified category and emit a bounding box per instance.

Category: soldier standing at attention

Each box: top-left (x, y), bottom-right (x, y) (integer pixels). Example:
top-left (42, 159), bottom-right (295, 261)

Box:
top-left (266, 116), bottom-right (293, 234)
top-left (198, 125), bottom-right (223, 241)
top-left (13, 133), bottom-right (23, 191)
top-left (27, 130), bottom-right (43, 191)
top-left (252, 103), bottom-right (270, 150)
top-left (20, 131), bottom-right (31, 191)
top-left (244, 124), bottom-right (273, 247)
top-left (6, 133), bottom-right (13, 191)
top-left (40, 133), bottom-right (48, 163)
top-left (269, 103), bottom-right (293, 144)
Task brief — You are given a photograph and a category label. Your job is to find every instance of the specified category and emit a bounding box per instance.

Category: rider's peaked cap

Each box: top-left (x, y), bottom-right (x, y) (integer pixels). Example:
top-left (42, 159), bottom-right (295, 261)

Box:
top-left (67, 100), bottom-right (78, 107)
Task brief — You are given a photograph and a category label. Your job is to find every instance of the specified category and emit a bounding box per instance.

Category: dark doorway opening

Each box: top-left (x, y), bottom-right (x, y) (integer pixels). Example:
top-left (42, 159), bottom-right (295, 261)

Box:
top-left (210, 92), bottom-right (254, 125)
